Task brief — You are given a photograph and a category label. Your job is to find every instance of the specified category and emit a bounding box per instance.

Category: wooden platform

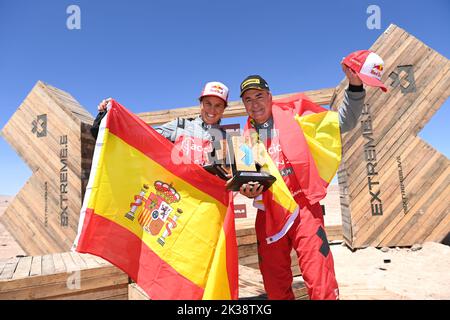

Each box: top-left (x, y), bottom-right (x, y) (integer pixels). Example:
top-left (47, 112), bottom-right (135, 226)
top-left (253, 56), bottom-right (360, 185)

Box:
top-left (0, 253), bottom-right (129, 300)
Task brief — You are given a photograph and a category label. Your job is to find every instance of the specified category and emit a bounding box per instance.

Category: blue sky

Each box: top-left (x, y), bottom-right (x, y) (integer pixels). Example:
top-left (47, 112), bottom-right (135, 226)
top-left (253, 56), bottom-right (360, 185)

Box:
top-left (0, 0), bottom-right (449, 195)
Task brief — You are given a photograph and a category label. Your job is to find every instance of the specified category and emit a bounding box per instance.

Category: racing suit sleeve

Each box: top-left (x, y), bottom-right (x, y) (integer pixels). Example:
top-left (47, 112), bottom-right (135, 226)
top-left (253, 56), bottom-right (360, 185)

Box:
top-left (154, 119), bottom-right (178, 142)
top-left (90, 111), bottom-right (107, 139)
top-left (338, 85), bottom-right (366, 133)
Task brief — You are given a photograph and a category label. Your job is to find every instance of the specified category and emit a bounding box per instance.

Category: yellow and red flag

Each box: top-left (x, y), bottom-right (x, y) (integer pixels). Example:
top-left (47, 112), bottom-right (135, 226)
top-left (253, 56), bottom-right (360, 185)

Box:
top-left (272, 94), bottom-right (341, 203)
top-left (73, 100), bottom-right (238, 300)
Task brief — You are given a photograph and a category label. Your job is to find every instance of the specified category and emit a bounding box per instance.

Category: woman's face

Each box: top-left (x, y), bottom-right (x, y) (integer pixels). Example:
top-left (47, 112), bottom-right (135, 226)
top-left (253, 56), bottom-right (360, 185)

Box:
top-left (200, 96), bottom-right (226, 125)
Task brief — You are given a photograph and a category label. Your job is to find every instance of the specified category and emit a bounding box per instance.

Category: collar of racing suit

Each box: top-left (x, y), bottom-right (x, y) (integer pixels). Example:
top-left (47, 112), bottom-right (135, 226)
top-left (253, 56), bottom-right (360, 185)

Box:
top-left (197, 115), bottom-right (222, 130)
top-left (250, 116), bottom-right (275, 144)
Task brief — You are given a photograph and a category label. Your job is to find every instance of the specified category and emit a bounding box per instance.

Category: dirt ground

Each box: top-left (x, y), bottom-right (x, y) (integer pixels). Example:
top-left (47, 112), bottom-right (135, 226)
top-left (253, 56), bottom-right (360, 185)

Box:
top-left (1, 192), bottom-right (449, 300)
top-left (332, 242), bottom-right (450, 299)
top-left (0, 195), bottom-right (25, 259)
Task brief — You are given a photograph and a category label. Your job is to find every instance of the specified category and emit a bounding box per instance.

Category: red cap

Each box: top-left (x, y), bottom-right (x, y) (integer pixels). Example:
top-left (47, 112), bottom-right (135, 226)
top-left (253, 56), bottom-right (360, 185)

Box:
top-left (343, 50), bottom-right (387, 92)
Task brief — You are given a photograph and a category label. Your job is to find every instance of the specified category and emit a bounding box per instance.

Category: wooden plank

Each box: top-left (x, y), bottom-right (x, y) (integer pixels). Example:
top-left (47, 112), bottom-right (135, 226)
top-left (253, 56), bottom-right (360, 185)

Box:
top-left (0, 269), bottom-right (128, 299)
top-left (137, 88), bottom-right (335, 125)
top-left (54, 285), bottom-right (129, 300)
top-left (0, 262), bottom-right (123, 293)
top-left (357, 141), bottom-right (448, 246)
top-left (237, 234), bottom-right (257, 246)
top-left (350, 134), bottom-right (425, 228)
top-left (292, 276), bottom-right (309, 300)
top-left (424, 211), bottom-right (450, 243)
top-left (0, 270), bottom-right (128, 300)
top-left (41, 254), bottom-right (55, 275)
top-left (29, 256), bottom-right (42, 277)
top-left (238, 265), bottom-right (308, 300)
top-left (238, 244), bottom-right (257, 258)
top-left (0, 258), bottom-right (19, 280)
top-left (61, 252), bottom-right (78, 273)
top-left (385, 169), bottom-right (449, 245)
top-left (12, 256), bottom-right (32, 279)
top-left (0, 260), bottom-right (8, 276)
top-left (91, 255), bottom-right (110, 266)
top-left (238, 265), bottom-right (266, 299)
top-left (52, 253), bottom-right (66, 273)
top-left (78, 253), bottom-right (102, 269)
top-left (352, 138), bottom-right (438, 244)
top-left (129, 283), bottom-right (150, 300)
top-left (70, 252), bottom-right (88, 270)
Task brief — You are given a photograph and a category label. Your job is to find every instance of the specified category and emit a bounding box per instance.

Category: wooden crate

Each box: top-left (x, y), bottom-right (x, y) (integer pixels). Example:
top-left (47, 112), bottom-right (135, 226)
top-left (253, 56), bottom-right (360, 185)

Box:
top-left (331, 24), bottom-right (450, 249)
top-left (0, 81), bottom-right (96, 255)
top-left (0, 252), bottom-right (129, 300)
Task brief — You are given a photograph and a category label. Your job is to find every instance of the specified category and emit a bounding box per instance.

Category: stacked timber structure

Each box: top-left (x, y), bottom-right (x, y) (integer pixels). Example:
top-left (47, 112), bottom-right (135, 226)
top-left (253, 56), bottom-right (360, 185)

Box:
top-left (0, 81), bottom-right (96, 255)
top-left (330, 24), bottom-right (450, 248)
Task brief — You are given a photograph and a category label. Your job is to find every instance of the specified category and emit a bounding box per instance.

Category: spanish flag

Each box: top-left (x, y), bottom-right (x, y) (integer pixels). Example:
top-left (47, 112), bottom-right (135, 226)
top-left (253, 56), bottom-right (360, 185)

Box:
top-left (245, 94), bottom-right (341, 243)
top-left (73, 100), bottom-right (238, 300)
top-left (273, 94), bottom-right (341, 203)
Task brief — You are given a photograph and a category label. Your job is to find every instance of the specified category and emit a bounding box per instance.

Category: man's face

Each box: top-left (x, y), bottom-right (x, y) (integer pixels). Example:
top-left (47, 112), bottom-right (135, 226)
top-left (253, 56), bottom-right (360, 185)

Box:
top-left (242, 89), bottom-right (272, 124)
top-left (200, 95), bottom-right (226, 125)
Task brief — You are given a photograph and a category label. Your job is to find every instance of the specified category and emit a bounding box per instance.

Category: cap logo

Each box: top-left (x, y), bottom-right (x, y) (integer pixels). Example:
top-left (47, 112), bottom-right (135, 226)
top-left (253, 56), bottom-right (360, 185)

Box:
top-left (210, 85), bottom-right (224, 95)
top-left (373, 64), bottom-right (383, 71)
top-left (370, 64), bottom-right (383, 79)
top-left (241, 78), bottom-right (260, 89)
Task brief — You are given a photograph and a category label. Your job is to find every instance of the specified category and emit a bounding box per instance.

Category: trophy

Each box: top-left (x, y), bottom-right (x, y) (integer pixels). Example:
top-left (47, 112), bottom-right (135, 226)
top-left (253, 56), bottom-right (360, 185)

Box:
top-left (202, 136), bottom-right (231, 180)
top-left (225, 132), bottom-right (276, 192)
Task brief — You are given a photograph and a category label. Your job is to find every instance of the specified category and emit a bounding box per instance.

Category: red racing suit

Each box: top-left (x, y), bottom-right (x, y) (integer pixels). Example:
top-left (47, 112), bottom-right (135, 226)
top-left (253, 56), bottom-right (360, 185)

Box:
top-left (247, 87), bottom-right (365, 300)
top-left (255, 128), bottom-right (339, 300)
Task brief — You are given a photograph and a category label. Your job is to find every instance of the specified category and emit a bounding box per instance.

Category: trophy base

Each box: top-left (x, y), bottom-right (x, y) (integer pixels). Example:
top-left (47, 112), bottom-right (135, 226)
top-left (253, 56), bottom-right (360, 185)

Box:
top-left (226, 171), bottom-right (276, 192)
top-left (203, 164), bottom-right (229, 180)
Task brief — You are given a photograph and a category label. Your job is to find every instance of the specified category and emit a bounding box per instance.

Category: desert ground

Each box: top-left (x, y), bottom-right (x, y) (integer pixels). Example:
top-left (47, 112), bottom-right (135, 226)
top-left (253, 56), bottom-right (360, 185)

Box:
top-left (0, 195), bottom-right (25, 259)
top-left (1, 189), bottom-right (449, 300)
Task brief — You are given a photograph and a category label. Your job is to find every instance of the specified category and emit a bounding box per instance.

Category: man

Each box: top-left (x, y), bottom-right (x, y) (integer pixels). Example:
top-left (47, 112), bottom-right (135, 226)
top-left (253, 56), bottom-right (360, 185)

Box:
top-left (92, 81), bottom-right (230, 171)
top-left (238, 50), bottom-right (387, 300)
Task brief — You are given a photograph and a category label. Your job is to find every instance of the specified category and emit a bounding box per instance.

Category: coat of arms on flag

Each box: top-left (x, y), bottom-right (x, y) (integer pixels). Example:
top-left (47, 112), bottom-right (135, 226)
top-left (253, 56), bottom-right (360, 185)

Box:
top-left (125, 181), bottom-right (183, 246)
